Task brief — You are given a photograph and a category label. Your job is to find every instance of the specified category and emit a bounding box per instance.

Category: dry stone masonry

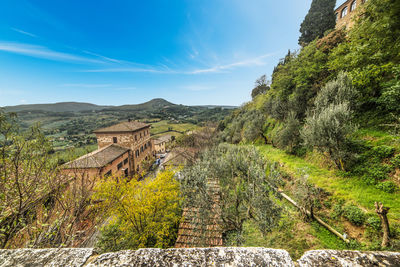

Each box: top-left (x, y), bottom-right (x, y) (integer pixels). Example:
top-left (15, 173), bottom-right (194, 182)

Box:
top-left (0, 247), bottom-right (399, 266)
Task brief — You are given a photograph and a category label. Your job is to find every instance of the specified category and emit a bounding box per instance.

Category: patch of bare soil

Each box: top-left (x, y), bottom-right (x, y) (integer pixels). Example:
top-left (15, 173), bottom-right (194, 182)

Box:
top-left (390, 168), bottom-right (400, 187)
top-left (342, 220), bottom-right (365, 240)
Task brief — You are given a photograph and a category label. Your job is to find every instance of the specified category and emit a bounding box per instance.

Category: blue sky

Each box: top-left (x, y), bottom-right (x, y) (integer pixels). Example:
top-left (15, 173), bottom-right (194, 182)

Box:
top-left (0, 0), bottom-right (313, 106)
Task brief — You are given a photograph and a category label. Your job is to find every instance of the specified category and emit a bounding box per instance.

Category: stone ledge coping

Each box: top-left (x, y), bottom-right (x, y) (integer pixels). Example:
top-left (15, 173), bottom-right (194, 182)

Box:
top-left (0, 247), bottom-right (399, 267)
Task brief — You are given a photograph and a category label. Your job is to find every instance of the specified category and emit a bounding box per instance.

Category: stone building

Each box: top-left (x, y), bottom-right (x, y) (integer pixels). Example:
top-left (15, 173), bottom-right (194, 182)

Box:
top-left (62, 144), bottom-right (131, 180)
top-left (62, 120), bottom-right (154, 179)
top-left (335, 0), bottom-right (367, 29)
top-left (153, 134), bottom-right (173, 154)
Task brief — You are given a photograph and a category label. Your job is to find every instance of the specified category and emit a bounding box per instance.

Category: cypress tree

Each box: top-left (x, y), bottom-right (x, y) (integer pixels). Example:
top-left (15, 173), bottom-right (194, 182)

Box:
top-left (298, 0), bottom-right (336, 46)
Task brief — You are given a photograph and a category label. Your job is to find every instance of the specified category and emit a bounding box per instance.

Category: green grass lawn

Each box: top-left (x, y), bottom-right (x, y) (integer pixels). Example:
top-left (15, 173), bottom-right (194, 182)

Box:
top-left (256, 145), bottom-right (400, 222)
top-left (150, 120), bottom-right (198, 137)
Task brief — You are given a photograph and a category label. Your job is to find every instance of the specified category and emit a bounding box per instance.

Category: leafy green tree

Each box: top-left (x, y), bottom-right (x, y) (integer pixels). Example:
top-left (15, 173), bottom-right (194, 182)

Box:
top-left (301, 73), bottom-right (357, 170)
top-left (328, 0), bottom-right (400, 109)
top-left (276, 112), bottom-right (301, 154)
top-left (94, 168), bottom-right (182, 252)
top-left (313, 72), bottom-right (358, 114)
top-left (298, 0), bottom-right (336, 45)
top-left (181, 144), bottom-right (281, 245)
top-left (294, 173), bottom-right (324, 220)
top-left (302, 103), bottom-right (355, 170)
top-left (251, 75), bottom-right (270, 99)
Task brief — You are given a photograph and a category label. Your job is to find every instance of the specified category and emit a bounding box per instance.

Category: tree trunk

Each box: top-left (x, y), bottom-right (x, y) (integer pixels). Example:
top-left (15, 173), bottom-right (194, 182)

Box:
top-left (375, 202), bottom-right (390, 248)
top-left (261, 133), bottom-right (268, 144)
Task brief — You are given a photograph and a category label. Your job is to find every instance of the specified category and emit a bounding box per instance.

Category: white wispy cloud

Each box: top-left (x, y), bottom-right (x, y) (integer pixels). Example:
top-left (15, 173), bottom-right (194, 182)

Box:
top-left (189, 53), bottom-right (273, 74)
top-left (0, 42), bottom-right (104, 64)
top-left (82, 50), bottom-right (123, 64)
top-left (11, 28), bottom-right (37, 38)
top-left (82, 53), bottom-right (274, 75)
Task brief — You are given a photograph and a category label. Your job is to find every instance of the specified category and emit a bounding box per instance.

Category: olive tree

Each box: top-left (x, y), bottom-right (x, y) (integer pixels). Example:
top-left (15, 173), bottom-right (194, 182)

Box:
top-left (301, 73), bottom-right (357, 170)
top-left (180, 144), bottom-right (281, 245)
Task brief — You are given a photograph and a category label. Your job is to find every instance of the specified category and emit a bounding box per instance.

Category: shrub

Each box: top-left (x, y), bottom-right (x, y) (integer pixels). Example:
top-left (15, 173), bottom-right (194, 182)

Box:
top-left (371, 145), bottom-right (395, 159)
top-left (362, 165), bottom-right (391, 185)
top-left (378, 67), bottom-right (400, 114)
top-left (331, 199), bottom-right (345, 219)
top-left (376, 181), bottom-right (397, 193)
top-left (366, 216), bottom-right (382, 231)
top-left (343, 205), bottom-right (366, 226)
top-left (93, 169), bottom-right (182, 252)
top-left (316, 29), bottom-right (346, 53)
top-left (391, 154), bottom-right (400, 168)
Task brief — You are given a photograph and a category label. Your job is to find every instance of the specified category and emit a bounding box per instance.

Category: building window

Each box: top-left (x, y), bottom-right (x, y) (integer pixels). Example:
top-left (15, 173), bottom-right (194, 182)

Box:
top-left (335, 12), bottom-right (338, 21)
top-left (141, 146), bottom-right (143, 152)
top-left (124, 158), bottom-right (128, 165)
top-left (136, 150), bottom-right (139, 157)
top-left (341, 6), bottom-right (348, 17)
top-left (105, 170), bottom-right (112, 177)
top-left (135, 135), bottom-right (137, 141)
top-left (117, 162), bottom-right (123, 170)
top-left (350, 0), bottom-right (357, 11)
top-left (113, 137), bottom-right (117, 143)
top-left (140, 133), bottom-right (142, 138)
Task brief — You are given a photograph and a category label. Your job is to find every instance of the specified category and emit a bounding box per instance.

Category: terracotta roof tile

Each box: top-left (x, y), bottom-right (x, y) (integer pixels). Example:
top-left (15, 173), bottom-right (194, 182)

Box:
top-left (94, 121), bottom-right (150, 133)
top-left (62, 144), bottom-right (129, 169)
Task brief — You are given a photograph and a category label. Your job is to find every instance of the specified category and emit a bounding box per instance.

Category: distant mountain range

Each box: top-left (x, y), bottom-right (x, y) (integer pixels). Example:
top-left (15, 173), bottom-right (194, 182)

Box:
top-left (2, 98), bottom-right (236, 113)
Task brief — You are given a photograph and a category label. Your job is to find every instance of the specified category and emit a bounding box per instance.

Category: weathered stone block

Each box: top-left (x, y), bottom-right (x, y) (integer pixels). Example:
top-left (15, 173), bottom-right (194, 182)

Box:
top-left (87, 247), bottom-right (294, 267)
top-left (0, 248), bottom-right (94, 267)
top-left (297, 249), bottom-right (400, 267)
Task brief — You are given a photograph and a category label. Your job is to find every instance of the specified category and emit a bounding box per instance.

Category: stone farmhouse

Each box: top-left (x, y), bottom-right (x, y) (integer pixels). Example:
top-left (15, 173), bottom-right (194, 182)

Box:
top-left (62, 120), bottom-right (154, 179)
top-left (153, 134), bottom-right (173, 154)
top-left (335, 0), bottom-right (367, 29)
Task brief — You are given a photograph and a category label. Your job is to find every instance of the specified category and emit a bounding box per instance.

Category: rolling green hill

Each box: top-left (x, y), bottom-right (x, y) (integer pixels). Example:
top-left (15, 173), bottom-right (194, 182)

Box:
top-left (3, 102), bottom-right (108, 112)
top-left (1, 98), bottom-right (235, 152)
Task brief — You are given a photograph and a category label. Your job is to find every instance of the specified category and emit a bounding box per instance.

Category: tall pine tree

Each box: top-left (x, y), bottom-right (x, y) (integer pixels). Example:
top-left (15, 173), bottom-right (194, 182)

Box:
top-left (299, 0), bottom-right (336, 46)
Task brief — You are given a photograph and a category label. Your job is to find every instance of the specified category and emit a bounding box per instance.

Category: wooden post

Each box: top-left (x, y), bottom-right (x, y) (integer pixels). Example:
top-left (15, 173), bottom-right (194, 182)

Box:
top-left (375, 202), bottom-right (390, 248)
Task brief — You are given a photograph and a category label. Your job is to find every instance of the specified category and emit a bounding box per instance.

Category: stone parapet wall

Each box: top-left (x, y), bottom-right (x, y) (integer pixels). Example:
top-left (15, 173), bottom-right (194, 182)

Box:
top-left (1, 247), bottom-right (399, 266)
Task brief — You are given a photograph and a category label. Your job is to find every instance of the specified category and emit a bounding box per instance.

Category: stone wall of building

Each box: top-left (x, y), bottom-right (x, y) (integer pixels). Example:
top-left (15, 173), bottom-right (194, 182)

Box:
top-left (1, 247), bottom-right (399, 267)
top-left (95, 127), bottom-right (153, 174)
top-left (335, 0), bottom-right (366, 29)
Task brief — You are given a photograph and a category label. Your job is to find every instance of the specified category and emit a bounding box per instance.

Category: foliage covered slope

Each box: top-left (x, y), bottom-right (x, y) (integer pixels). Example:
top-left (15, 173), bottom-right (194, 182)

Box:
top-left (218, 0), bottom-right (400, 252)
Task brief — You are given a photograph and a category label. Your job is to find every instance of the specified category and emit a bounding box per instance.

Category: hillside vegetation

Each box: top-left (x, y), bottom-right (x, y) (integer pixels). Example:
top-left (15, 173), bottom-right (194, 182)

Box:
top-left (218, 0), bottom-right (400, 253)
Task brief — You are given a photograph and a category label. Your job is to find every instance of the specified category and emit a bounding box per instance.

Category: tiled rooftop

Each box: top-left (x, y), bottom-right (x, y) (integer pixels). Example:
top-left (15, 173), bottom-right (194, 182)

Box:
top-left (175, 179), bottom-right (223, 248)
top-left (94, 121), bottom-right (150, 133)
top-left (63, 144), bottom-right (129, 169)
